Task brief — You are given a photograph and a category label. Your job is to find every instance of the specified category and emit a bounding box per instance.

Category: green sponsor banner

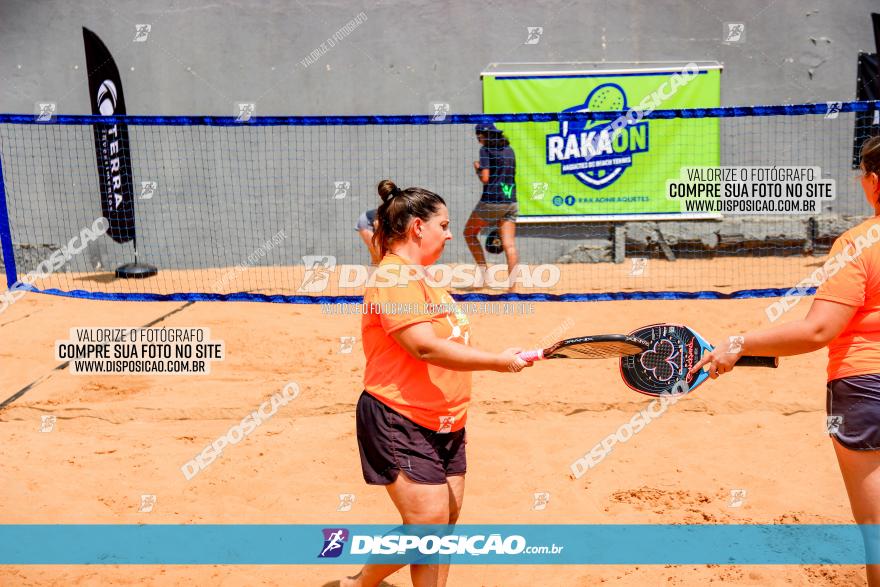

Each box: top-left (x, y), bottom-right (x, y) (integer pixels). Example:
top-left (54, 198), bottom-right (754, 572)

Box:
top-left (482, 68), bottom-right (720, 217)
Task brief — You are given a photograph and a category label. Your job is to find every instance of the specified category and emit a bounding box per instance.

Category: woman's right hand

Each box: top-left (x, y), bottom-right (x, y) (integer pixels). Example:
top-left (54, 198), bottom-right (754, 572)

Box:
top-left (496, 347), bottom-right (533, 373)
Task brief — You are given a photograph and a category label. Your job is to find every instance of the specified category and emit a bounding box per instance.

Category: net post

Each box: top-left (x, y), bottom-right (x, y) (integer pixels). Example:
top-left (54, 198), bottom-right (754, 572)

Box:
top-left (0, 151), bottom-right (17, 289)
top-left (612, 223), bottom-right (626, 263)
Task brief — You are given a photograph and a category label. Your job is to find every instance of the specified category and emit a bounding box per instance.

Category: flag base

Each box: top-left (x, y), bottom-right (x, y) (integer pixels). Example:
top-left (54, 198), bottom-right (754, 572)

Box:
top-left (115, 262), bottom-right (158, 279)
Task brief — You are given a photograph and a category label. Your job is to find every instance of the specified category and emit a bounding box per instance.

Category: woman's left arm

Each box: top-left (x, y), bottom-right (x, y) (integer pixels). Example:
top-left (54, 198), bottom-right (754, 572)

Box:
top-left (690, 299), bottom-right (858, 378)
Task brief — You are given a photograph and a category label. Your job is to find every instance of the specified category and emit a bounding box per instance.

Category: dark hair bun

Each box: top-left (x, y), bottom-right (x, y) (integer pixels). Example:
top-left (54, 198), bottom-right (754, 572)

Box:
top-left (378, 179), bottom-right (401, 202)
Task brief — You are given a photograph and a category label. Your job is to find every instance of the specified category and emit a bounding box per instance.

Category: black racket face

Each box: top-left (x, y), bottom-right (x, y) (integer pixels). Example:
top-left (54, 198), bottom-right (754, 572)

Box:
top-left (620, 324), bottom-right (708, 396)
top-left (547, 335), bottom-right (649, 359)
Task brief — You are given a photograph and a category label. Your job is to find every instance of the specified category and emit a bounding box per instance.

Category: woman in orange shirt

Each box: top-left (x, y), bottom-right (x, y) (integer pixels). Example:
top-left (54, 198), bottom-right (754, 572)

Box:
top-left (692, 136), bottom-right (880, 586)
top-left (342, 179), bottom-right (532, 587)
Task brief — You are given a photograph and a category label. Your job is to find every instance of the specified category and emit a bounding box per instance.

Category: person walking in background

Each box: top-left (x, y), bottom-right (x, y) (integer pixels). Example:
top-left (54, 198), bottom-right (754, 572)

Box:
top-left (463, 123), bottom-right (520, 291)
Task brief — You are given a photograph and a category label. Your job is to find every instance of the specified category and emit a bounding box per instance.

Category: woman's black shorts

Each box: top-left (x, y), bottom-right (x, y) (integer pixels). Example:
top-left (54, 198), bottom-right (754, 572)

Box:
top-left (356, 391), bottom-right (467, 485)
top-left (827, 374), bottom-right (880, 450)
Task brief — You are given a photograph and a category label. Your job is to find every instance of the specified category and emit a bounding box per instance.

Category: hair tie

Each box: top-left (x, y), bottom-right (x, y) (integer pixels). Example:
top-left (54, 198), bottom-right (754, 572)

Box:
top-left (390, 186), bottom-right (402, 198)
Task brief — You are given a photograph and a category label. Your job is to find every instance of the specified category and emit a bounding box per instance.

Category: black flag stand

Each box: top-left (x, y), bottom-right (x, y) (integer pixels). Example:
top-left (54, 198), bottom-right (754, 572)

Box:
top-left (83, 27), bottom-right (158, 280)
top-left (115, 236), bottom-right (158, 279)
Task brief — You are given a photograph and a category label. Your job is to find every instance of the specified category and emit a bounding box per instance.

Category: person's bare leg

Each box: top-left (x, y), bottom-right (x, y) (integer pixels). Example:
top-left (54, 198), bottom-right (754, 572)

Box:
top-left (358, 229), bottom-right (380, 265)
top-left (437, 475), bottom-right (465, 587)
top-left (832, 438), bottom-right (880, 586)
top-left (498, 219), bottom-right (519, 292)
top-left (463, 214), bottom-right (488, 287)
top-left (342, 472), bottom-right (451, 587)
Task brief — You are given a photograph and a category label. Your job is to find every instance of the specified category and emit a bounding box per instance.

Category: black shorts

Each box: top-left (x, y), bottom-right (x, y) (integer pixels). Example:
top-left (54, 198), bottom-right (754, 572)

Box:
top-left (356, 391), bottom-right (467, 485)
top-left (827, 374), bottom-right (880, 450)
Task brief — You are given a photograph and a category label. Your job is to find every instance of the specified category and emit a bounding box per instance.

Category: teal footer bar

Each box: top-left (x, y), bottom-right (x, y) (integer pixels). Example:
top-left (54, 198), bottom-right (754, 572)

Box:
top-left (0, 524), bottom-right (876, 565)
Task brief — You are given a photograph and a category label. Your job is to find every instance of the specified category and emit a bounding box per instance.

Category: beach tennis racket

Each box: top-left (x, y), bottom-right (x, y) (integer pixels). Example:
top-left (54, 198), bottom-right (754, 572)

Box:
top-left (518, 334), bottom-right (649, 362)
top-left (620, 323), bottom-right (778, 397)
top-left (485, 229), bottom-right (503, 254)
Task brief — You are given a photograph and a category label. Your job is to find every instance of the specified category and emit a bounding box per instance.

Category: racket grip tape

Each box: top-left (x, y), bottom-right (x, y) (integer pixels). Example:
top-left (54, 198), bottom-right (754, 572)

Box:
top-left (518, 349), bottom-right (545, 362)
top-left (736, 355), bottom-right (779, 368)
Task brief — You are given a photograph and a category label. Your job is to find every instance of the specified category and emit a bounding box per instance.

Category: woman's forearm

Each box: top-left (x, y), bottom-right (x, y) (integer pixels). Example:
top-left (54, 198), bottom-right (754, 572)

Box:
top-left (740, 320), bottom-right (830, 357)
top-left (416, 337), bottom-right (508, 371)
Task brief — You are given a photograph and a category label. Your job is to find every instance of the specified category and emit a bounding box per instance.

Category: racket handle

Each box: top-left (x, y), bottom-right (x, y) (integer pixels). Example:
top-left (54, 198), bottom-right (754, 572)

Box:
top-left (518, 349), bottom-right (545, 362)
top-left (736, 355), bottom-right (779, 368)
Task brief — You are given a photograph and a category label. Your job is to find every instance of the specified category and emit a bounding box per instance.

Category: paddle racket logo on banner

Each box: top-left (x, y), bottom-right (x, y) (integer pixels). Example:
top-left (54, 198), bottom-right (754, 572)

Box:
top-left (546, 83), bottom-right (649, 190)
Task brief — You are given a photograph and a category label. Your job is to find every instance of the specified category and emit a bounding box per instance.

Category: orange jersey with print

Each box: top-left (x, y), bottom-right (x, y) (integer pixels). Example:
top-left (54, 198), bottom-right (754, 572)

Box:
top-left (361, 254), bottom-right (472, 431)
top-left (814, 217), bottom-right (880, 381)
